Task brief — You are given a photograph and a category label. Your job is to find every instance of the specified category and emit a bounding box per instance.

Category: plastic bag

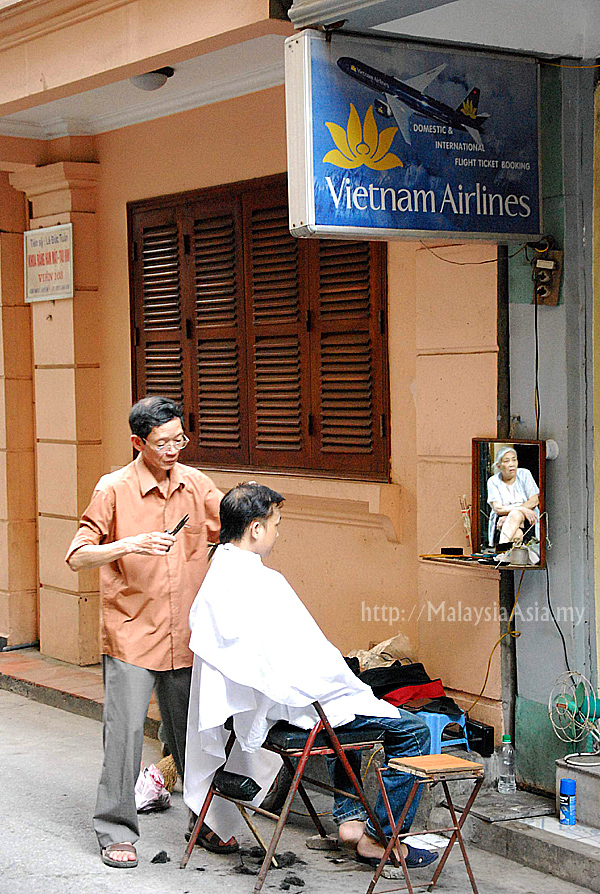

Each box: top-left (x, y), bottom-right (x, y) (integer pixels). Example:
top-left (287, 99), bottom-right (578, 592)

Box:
top-left (135, 763), bottom-right (171, 813)
top-left (346, 632), bottom-right (415, 671)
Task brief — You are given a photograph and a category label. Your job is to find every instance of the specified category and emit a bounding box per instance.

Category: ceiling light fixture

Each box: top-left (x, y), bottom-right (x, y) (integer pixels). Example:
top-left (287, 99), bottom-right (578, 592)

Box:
top-left (129, 66), bottom-right (175, 91)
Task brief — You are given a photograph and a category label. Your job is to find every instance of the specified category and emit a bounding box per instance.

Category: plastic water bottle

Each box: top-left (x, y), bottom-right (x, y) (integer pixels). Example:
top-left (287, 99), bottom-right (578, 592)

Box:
top-left (498, 734), bottom-right (516, 793)
top-left (559, 777), bottom-right (576, 825)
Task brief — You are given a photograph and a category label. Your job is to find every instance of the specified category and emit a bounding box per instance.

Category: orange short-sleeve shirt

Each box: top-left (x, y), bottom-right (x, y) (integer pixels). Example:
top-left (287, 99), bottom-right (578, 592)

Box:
top-left (66, 455), bottom-right (222, 671)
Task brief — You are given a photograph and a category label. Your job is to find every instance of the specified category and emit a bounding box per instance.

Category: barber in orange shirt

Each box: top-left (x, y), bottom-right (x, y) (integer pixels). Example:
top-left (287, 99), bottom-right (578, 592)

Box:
top-left (66, 396), bottom-right (222, 869)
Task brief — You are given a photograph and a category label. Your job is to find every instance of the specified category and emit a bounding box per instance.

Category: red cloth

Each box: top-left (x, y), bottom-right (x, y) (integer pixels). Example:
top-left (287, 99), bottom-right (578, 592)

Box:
top-left (382, 679), bottom-right (445, 706)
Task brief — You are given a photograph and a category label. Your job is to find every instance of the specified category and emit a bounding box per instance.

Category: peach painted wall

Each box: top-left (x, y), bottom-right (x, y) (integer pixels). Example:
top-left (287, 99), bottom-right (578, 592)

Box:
top-left (0, 1), bottom-right (290, 115)
top-left (90, 87), bottom-right (421, 655)
top-left (414, 243), bottom-right (502, 732)
top-left (83, 89), bottom-right (501, 719)
top-left (94, 86), bottom-right (289, 464)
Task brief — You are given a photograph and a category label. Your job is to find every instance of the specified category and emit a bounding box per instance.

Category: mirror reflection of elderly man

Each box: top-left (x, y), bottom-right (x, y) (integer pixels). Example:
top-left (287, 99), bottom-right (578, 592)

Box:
top-left (487, 446), bottom-right (539, 548)
top-left (184, 482), bottom-right (439, 870)
top-left (65, 396), bottom-right (222, 869)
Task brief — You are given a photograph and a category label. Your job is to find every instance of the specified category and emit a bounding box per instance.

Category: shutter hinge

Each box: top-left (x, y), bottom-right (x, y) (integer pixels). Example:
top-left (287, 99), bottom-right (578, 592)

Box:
top-left (379, 309), bottom-right (385, 335)
top-left (185, 318), bottom-right (193, 339)
top-left (133, 241), bottom-right (138, 262)
top-left (183, 234), bottom-right (191, 255)
top-left (305, 309), bottom-right (312, 332)
top-left (380, 414), bottom-right (386, 438)
top-left (134, 326), bottom-right (140, 347)
top-left (307, 413), bottom-right (314, 436)
top-left (188, 412), bottom-right (196, 433)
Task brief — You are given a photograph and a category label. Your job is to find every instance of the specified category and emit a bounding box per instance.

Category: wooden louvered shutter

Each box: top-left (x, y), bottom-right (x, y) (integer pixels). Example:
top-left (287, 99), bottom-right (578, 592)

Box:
top-left (183, 197), bottom-right (249, 466)
top-left (131, 207), bottom-right (185, 407)
top-left (243, 183), bottom-right (311, 468)
top-left (310, 240), bottom-right (388, 477)
top-left (129, 175), bottom-right (390, 480)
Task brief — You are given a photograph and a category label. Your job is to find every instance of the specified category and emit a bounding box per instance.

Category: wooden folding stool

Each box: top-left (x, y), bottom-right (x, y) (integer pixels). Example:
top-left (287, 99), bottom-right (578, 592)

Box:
top-left (366, 753), bottom-right (484, 894)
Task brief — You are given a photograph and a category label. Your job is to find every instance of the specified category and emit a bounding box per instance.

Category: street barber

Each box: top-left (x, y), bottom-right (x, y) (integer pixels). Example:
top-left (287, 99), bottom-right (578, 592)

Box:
top-left (184, 482), bottom-right (438, 869)
top-left (66, 396), bottom-right (223, 869)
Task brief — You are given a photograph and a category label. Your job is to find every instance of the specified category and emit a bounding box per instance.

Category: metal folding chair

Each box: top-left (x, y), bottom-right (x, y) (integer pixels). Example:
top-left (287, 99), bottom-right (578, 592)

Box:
top-left (181, 700), bottom-right (395, 893)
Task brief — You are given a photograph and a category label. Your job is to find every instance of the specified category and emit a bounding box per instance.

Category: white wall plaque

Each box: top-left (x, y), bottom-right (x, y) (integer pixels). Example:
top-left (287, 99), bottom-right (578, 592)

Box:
top-left (24, 223), bottom-right (73, 302)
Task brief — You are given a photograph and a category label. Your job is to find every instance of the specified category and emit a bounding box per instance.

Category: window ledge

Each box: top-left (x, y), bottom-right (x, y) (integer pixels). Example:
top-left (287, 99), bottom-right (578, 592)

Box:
top-left (204, 469), bottom-right (402, 543)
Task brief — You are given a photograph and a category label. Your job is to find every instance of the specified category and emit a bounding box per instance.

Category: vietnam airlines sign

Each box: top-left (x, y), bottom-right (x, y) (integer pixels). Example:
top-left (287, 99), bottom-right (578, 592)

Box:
top-left (285, 31), bottom-right (541, 240)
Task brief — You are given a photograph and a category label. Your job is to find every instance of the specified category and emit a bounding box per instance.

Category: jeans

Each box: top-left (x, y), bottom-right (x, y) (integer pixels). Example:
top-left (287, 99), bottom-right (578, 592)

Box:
top-left (326, 710), bottom-right (431, 839)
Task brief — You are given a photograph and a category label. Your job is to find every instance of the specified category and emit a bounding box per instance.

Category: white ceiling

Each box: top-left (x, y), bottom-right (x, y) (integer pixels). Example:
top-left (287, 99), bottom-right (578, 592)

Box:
top-left (0, 34), bottom-right (286, 140)
top-left (1, 1), bottom-right (599, 141)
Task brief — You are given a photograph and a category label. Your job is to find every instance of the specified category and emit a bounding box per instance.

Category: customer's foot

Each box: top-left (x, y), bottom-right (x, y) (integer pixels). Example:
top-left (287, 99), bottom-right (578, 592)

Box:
top-left (356, 832), bottom-right (408, 864)
top-left (338, 820), bottom-right (365, 848)
top-left (355, 833), bottom-right (438, 869)
top-left (185, 816), bottom-right (239, 853)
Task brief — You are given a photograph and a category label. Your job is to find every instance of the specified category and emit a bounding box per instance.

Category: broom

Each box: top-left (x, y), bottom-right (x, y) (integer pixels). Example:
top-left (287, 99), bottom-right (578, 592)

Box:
top-left (155, 754), bottom-right (178, 792)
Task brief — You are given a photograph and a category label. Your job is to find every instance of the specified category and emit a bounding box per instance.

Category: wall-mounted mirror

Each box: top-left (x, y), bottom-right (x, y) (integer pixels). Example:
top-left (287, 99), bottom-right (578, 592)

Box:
top-left (472, 438), bottom-right (546, 568)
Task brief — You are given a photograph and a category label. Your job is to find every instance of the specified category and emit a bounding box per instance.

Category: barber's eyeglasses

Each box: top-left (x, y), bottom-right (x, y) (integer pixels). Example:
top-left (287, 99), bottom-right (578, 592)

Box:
top-left (142, 434), bottom-right (190, 454)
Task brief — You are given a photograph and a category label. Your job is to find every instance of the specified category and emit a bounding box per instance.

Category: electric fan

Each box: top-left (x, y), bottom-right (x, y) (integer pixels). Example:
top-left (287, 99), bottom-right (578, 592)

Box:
top-left (548, 671), bottom-right (600, 766)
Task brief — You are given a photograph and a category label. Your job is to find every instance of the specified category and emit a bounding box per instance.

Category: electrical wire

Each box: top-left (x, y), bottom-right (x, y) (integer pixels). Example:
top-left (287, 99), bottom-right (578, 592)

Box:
top-left (533, 279), bottom-right (541, 439)
top-left (288, 745), bottom-right (384, 818)
top-left (545, 565), bottom-right (572, 674)
top-left (464, 570), bottom-right (525, 714)
top-left (543, 61), bottom-right (600, 69)
top-left (362, 746), bottom-right (384, 780)
top-left (419, 241), bottom-right (527, 266)
top-left (528, 249), bottom-right (572, 673)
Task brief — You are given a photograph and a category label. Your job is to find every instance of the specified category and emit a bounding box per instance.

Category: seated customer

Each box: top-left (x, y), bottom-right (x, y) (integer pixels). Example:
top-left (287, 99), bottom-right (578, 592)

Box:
top-left (185, 482), bottom-right (437, 868)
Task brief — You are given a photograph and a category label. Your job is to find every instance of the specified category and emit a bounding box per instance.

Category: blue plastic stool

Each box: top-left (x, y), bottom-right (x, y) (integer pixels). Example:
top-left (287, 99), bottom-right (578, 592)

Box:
top-left (415, 710), bottom-right (470, 754)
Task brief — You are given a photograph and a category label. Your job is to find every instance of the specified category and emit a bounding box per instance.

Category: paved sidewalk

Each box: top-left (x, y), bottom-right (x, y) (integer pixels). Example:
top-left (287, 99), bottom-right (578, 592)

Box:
top-left (0, 647), bottom-right (160, 730)
top-left (2, 688), bottom-right (594, 894)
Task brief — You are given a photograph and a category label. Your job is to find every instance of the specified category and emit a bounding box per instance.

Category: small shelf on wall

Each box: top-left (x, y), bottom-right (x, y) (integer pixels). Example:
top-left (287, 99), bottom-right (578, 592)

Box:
top-left (420, 555), bottom-right (543, 571)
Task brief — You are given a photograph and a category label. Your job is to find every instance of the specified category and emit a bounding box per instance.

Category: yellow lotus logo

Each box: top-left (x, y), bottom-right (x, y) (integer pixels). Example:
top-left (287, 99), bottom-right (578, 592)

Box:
top-left (323, 104), bottom-right (403, 170)
top-left (460, 99), bottom-right (477, 120)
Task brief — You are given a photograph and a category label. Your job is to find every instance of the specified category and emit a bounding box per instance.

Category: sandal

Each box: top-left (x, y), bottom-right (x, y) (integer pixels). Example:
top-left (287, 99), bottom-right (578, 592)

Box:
top-left (185, 820), bottom-right (239, 854)
top-left (404, 843), bottom-right (439, 868)
top-left (355, 843), bottom-right (439, 869)
top-left (101, 842), bottom-right (138, 868)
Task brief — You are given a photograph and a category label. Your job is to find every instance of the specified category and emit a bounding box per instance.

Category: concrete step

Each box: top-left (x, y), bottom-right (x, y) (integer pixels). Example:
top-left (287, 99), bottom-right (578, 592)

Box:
top-left (426, 768), bottom-right (600, 893)
top-left (459, 811), bottom-right (600, 893)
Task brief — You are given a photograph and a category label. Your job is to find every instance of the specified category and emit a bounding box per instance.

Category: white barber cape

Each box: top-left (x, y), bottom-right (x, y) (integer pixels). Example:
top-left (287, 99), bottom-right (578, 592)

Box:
top-left (184, 543), bottom-right (399, 839)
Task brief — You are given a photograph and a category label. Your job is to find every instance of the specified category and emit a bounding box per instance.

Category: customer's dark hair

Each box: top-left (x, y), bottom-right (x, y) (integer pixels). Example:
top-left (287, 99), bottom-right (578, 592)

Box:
top-left (129, 396), bottom-right (184, 440)
top-left (220, 482), bottom-right (285, 544)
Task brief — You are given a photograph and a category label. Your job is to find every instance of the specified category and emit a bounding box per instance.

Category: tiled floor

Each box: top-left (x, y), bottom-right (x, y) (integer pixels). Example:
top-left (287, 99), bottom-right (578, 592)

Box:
top-left (0, 647), bottom-right (160, 721)
top-left (522, 814), bottom-right (600, 848)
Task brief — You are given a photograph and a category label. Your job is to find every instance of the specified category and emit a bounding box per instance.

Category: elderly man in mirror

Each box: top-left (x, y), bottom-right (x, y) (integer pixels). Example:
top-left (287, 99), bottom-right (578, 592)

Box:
top-left (487, 445), bottom-right (539, 550)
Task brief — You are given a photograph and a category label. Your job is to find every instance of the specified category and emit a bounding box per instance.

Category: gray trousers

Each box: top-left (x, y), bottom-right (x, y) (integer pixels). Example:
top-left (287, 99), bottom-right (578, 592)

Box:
top-left (93, 655), bottom-right (192, 848)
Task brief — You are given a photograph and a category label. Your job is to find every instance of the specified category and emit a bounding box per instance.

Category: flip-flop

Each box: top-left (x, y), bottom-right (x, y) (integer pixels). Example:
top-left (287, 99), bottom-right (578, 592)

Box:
top-left (404, 844), bottom-right (439, 868)
top-left (101, 842), bottom-right (138, 868)
top-left (356, 851), bottom-right (394, 868)
top-left (185, 821), bottom-right (239, 854)
top-left (355, 844), bottom-right (439, 869)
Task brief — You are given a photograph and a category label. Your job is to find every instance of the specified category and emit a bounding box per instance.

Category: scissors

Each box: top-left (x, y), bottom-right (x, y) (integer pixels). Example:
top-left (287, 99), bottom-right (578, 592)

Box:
top-left (165, 514), bottom-right (189, 550)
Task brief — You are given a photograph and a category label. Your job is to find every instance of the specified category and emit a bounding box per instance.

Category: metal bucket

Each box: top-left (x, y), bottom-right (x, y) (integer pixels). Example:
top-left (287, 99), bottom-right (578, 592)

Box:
top-left (510, 546), bottom-right (530, 565)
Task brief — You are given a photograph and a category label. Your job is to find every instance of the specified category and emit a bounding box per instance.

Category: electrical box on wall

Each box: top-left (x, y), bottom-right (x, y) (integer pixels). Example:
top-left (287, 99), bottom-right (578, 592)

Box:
top-left (532, 250), bottom-right (562, 306)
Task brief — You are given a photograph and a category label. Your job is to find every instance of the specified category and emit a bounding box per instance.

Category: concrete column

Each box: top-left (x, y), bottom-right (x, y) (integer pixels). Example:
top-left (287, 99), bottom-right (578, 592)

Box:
top-left (10, 162), bottom-right (102, 665)
top-left (0, 172), bottom-right (37, 648)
